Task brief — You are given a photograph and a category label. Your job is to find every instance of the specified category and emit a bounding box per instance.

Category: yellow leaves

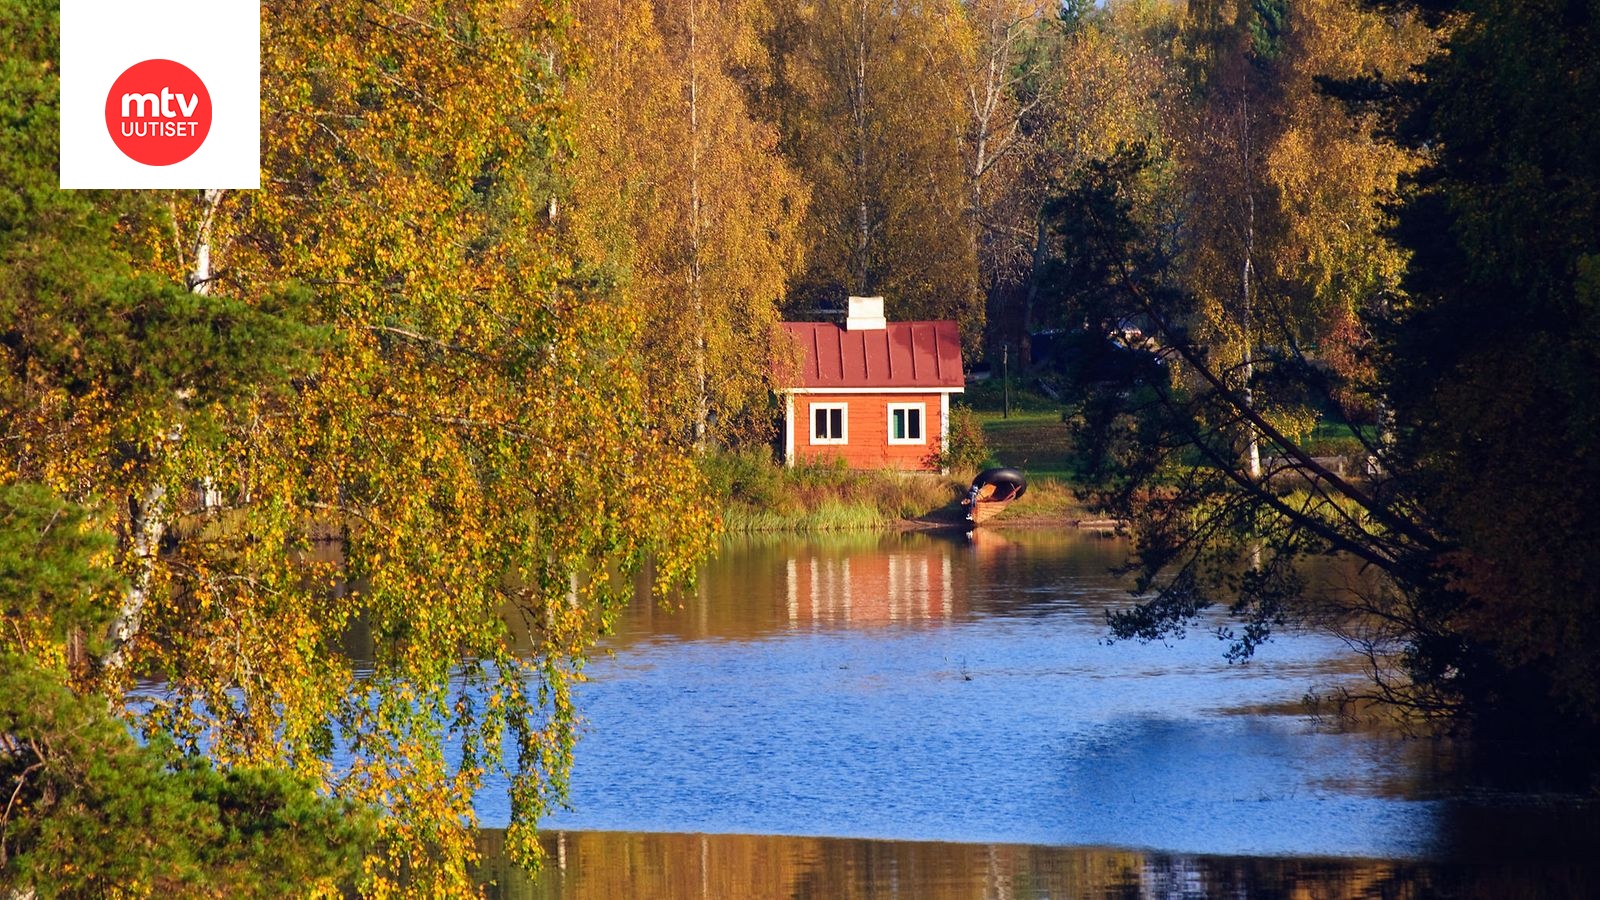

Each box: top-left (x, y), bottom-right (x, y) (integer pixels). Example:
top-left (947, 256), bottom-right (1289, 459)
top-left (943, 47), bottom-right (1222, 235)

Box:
top-left (564, 0), bottom-right (808, 443)
top-left (1158, 0), bottom-right (1439, 361)
top-left (0, 1), bottom-right (721, 894)
top-left (1053, 17), bottom-right (1175, 173)
top-left (1252, 0), bottom-right (1434, 326)
top-left (769, 0), bottom-right (979, 329)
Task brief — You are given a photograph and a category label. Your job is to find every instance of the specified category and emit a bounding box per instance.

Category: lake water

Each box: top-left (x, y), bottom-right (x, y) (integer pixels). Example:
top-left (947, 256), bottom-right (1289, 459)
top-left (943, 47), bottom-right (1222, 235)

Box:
top-left (472, 530), bottom-right (1598, 898)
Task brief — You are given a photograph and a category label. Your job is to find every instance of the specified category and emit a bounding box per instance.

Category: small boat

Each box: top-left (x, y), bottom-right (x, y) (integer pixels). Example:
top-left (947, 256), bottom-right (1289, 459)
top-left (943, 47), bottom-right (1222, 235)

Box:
top-left (962, 467), bottom-right (1027, 527)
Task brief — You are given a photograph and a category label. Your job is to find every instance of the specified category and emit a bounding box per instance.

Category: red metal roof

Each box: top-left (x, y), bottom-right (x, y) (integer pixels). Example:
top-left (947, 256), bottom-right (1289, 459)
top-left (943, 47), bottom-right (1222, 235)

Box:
top-left (778, 321), bottom-right (964, 390)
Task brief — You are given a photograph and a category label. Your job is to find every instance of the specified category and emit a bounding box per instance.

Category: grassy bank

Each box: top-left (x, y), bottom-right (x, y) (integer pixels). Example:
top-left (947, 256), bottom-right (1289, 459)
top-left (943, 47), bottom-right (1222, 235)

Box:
top-left (954, 384), bottom-right (1112, 525)
top-left (964, 382), bottom-right (1373, 489)
top-left (972, 409), bottom-right (1079, 481)
top-left (703, 449), bottom-right (966, 533)
top-left (957, 382), bottom-right (1083, 480)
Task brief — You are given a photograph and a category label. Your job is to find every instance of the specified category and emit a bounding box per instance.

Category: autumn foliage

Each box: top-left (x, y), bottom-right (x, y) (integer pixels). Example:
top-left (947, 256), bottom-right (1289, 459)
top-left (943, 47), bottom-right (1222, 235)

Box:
top-left (5, 0), bottom-right (1598, 894)
top-left (5, 0), bottom-right (711, 894)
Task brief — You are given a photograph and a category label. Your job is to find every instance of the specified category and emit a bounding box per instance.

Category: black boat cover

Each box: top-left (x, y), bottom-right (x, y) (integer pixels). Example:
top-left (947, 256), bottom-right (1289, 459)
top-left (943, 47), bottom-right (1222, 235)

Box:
top-left (965, 467), bottom-right (1027, 504)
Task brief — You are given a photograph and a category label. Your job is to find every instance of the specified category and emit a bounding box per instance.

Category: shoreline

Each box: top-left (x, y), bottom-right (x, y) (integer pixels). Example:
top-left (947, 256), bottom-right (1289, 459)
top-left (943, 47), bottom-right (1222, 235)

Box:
top-left (706, 448), bottom-right (1115, 536)
top-left (892, 510), bottom-right (1124, 533)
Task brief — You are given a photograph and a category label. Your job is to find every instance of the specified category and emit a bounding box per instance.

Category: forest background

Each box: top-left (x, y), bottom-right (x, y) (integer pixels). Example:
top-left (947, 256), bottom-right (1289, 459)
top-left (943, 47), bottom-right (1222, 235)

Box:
top-left (3, 0), bottom-right (1597, 896)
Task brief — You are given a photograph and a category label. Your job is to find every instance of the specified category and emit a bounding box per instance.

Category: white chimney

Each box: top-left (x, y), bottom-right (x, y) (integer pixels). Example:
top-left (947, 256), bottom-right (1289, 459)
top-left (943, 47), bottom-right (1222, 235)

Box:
top-left (846, 295), bottom-right (887, 331)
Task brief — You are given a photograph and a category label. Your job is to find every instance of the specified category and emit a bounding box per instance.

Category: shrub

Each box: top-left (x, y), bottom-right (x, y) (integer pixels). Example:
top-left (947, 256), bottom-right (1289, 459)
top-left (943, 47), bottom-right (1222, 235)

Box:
top-left (930, 406), bottom-right (993, 472)
top-left (701, 446), bottom-right (787, 511)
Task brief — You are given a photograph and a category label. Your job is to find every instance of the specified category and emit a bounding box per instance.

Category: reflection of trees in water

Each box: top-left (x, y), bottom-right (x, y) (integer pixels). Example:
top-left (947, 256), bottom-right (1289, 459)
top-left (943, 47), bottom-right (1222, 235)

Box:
top-left (472, 829), bottom-right (1580, 900)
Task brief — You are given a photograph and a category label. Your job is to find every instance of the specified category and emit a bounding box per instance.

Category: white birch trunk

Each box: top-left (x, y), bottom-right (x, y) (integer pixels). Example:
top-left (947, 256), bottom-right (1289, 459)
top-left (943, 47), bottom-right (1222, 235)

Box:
top-left (1243, 252), bottom-right (1260, 481)
top-left (852, 0), bottom-right (871, 291)
top-left (1238, 91), bottom-right (1262, 482)
top-left (103, 188), bottom-right (225, 676)
top-left (687, 0), bottom-right (708, 447)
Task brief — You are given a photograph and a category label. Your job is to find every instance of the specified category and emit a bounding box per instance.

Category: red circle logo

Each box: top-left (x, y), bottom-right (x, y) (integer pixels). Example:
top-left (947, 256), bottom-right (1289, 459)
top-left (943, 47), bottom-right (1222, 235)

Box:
top-left (104, 59), bottom-right (212, 166)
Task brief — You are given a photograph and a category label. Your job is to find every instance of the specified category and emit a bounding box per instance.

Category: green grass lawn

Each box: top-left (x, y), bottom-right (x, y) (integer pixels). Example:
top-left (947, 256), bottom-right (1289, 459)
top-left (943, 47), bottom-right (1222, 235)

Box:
top-left (956, 382), bottom-right (1081, 483)
top-left (961, 382), bottom-right (1375, 482)
top-left (1303, 421), bottom-right (1378, 457)
top-left (958, 396), bottom-right (1092, 521)
top-left (972, 408), bottom-right (1080, 482)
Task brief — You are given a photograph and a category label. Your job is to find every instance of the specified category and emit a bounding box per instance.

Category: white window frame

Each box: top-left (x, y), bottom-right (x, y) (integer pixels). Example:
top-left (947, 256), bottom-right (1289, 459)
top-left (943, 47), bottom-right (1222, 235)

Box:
top-left (810, 402), bottom-right (848, 445)
top-left (886, 402), bottom-right (927, 445)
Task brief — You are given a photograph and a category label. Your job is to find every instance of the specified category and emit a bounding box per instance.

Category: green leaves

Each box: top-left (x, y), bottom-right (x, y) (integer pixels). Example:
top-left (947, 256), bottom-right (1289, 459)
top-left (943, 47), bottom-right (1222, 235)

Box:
top-left (1, 654), bottom-right (374, 897)
top-left (0, 483), bottom-right (119, 653)
top-left (0, 482), bottom-right (373, 894)
top-left (1248, 0), bottom-right (1288, 63)
top-left (1375, 0), bottom-right (1600, 733)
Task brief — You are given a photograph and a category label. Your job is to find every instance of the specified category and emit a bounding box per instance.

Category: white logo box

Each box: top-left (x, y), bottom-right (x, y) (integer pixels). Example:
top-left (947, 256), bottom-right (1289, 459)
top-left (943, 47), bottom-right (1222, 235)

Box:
top-left (60, 1), bottom-right (260, 189)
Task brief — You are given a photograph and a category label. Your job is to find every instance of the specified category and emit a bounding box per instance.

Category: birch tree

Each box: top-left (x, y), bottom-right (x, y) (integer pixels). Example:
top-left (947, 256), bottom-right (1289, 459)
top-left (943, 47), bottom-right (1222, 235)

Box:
top-left (766, 0), bottom-right (980, 335)
top-left (3, 1), bottom-right (713, 894)
top-left (1018, 0), bottom-right (1179, 353)
top-left (943, 0), bottom-right (1062, 352)
top-left (1161, 0), bottom-right (1431, 474)
top-left (565, 0), bottom-right (806, 447)
top-left (1170, 1), bottom-right (1286, 481)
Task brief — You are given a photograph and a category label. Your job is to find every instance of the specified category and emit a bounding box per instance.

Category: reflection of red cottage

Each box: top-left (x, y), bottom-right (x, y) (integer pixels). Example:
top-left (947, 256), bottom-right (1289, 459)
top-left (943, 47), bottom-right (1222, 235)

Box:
top-left (777, 297), bottom-right (964, 472)
top-left (785, 548), bottom-right (956, 626)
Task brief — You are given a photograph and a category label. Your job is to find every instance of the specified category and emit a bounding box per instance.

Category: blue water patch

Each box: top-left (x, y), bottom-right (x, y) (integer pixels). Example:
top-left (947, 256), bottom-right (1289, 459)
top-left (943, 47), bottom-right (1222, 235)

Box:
top-left (473, 533), bottom-right (1448, 860)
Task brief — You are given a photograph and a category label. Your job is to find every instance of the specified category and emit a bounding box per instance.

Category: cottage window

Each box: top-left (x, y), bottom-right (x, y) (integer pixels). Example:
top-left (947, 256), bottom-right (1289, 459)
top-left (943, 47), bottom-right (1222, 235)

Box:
top-left (811, 403), bottom-right (847, 444)
top-left (887, 403), bottom-right (925, 445)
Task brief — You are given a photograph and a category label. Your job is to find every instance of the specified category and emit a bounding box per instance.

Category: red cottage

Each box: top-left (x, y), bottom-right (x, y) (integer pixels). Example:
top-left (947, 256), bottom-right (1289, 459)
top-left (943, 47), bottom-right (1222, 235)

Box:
top-left (777, 297), bottom-right (965, 472)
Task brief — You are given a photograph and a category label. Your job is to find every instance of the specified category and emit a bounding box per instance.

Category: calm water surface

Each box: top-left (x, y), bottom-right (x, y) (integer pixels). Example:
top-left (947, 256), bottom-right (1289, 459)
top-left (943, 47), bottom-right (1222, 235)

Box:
top-left (472, 530), bottom-right (1597, 897)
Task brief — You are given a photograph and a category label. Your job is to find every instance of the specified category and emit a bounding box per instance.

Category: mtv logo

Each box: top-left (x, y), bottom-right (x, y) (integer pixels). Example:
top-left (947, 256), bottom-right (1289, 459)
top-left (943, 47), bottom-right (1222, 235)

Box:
top-left (60, 1), bottom-right (259, 189)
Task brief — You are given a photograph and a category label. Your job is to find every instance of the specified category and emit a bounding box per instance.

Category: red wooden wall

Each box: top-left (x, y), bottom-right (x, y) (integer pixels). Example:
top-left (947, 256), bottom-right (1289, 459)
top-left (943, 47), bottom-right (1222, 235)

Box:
top-left (791, 392), bottom-right (946, 471)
